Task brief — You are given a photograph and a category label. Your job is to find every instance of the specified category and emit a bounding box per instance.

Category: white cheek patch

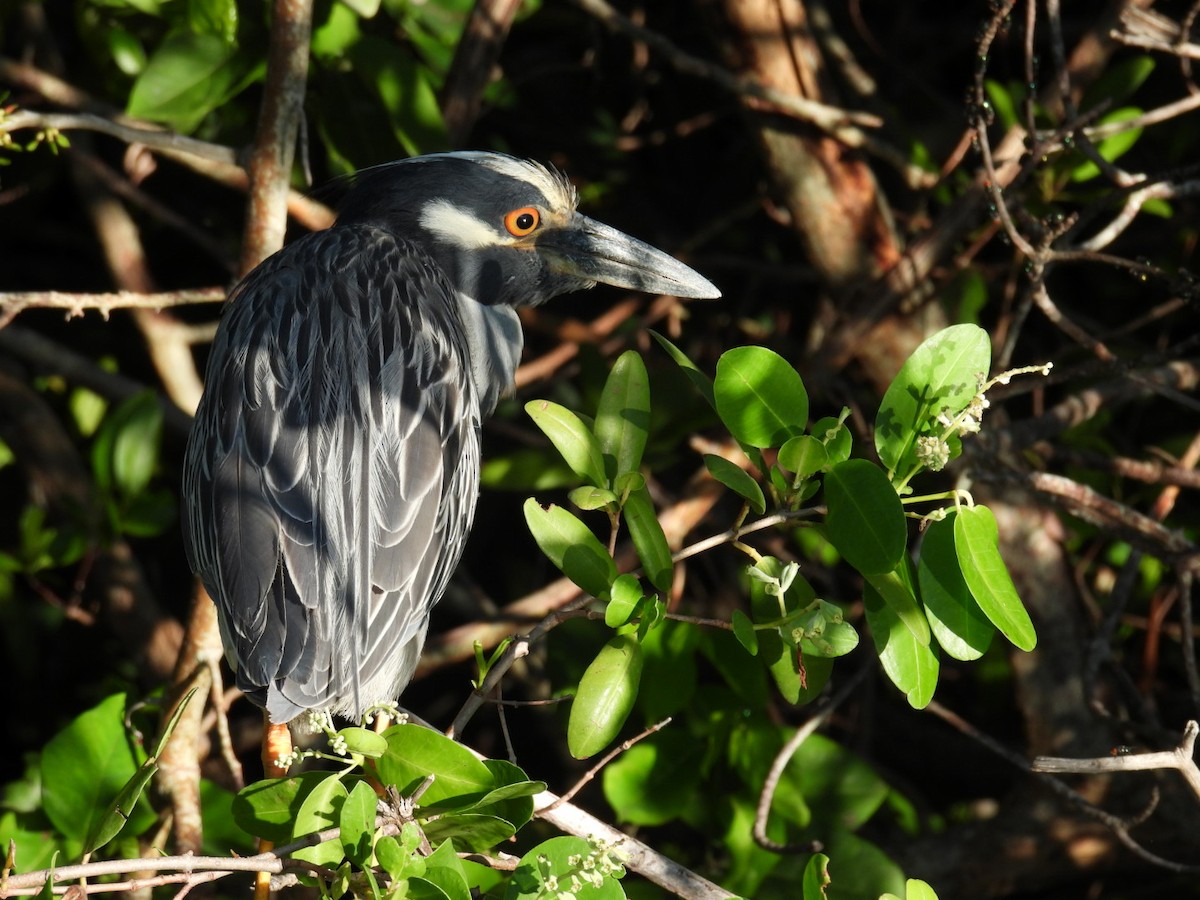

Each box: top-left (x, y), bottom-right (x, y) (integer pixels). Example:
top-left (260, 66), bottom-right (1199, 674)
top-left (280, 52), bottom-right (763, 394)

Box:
top-left (418, 199), bottom-right (501, 249)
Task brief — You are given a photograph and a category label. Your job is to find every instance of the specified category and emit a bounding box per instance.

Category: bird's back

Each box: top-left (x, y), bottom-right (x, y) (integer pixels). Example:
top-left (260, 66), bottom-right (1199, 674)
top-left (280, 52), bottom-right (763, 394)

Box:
top-left (182, 224), bottom-right (482, 723)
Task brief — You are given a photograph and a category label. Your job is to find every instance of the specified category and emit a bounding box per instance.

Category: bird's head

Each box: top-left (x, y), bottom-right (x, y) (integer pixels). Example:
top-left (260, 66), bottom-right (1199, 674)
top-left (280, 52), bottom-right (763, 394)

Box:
top-left (333, 151), bottom-right (720, 307)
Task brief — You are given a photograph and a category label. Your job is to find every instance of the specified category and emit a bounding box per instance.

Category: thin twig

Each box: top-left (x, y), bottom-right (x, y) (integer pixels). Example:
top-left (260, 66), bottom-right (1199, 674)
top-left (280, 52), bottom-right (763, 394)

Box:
top-left (541, 718), bottom-right (673, 812)
top-left (753, 669), bottom-right (865, 852)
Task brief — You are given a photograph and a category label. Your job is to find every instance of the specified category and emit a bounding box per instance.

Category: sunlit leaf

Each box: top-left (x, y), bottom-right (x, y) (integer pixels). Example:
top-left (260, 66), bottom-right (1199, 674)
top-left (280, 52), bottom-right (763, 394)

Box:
top-left (525, 400), bottom-right (607, 487)
top-left (523, 500), bottom-right (616, 599)
top-left (919, 515), bottom-right (994, 660)
top-left (955, 506), bottom-right (1036, 651)
top-left (714, 347), bottom-right (808, 448)
top-left (568, 634), bottom-right (644, 759)
top-left (596, 350), bottom-right (651, 478)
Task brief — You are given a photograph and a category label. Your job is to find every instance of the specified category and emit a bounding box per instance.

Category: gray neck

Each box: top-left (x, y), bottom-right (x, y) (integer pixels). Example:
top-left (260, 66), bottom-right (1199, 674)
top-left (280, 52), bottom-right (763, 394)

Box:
top-left (454, 294), bottom-right (524, 416)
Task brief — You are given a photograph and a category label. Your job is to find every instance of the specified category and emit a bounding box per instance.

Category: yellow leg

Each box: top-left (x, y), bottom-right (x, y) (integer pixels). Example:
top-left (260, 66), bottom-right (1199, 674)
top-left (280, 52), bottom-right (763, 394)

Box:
top-left (255, 718), bottom-right (293, 900)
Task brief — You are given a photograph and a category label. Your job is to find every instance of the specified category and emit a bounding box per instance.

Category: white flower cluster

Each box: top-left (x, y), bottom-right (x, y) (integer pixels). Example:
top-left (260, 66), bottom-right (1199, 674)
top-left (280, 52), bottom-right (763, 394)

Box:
top-left (536, 837), bottom-right (625, 899)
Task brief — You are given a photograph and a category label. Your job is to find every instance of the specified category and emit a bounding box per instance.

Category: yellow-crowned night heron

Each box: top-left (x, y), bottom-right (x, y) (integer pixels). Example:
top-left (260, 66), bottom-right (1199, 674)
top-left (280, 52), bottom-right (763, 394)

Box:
top-left (181, 152), bottom-right (719, 738)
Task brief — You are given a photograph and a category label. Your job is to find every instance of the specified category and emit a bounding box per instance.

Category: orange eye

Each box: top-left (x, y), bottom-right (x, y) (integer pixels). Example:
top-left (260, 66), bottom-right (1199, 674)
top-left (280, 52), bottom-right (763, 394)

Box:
top-left (504, 207), bottom-right (540, 236)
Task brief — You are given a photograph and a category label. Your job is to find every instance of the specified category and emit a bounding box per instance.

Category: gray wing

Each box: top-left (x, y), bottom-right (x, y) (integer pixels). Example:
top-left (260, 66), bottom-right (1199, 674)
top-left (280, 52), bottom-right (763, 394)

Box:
top-left (182, 225), bottom-right (481, 723)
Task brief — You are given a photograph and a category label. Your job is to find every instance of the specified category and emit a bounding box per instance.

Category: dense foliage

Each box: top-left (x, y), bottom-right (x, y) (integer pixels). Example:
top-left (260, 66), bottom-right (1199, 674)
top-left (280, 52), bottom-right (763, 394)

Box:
top-left (2, 1), bottom-right (1199, 898)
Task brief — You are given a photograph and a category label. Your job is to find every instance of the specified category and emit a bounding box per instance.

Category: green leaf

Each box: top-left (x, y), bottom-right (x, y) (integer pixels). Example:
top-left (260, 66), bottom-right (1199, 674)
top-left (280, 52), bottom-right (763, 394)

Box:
top-left (348, 35), bottom-right (448, 155)
top-left (1071, 107), bottom-right (1144, 182)
top-left (338, 726), bottom-right (389, 759)
top-left (232, 772), bottom-right (333, 842)
top-left (595, 350), bottom-right (651, 478)
top-left (376, 823), bottom-right (426, 880)
top-left (649, 330), bottom-right (715, 408)
top-left (339, 779), bottom-right (379, 866)
top-left (864, 568), bottom-right (930, 646)
top-left (918, 515), bottom-right (994, 660)
top-left (507, 836), bottom-right (625, 899)
top-left (292, 777), bottom-right (349, 865)
top-left (823, 459), bottom-right (907, 577)
top-left (812, 414), bottom-right (852, 465)
top-left (623, 486), bottom-right (673, 593)
top-left (82, 688), bottom-right (196, 853)
top-left (704, 454), bottom-right (766, 514)
top-left (778, 435), bottom-right (828, 481)
top-left (954, 506), bottom-right (1036, 651)
top-left (568, 634), bottom-right (644, 759)
top-left (569, 486), bottom-right (618, 511)
top-left (420, 841), bottom-right (473, 900)
top-left (747, 557), bottom-right (830, 705)
top-left (187, 0), bottom-right (239, 44)
top-left (802, 853), bottom-right (831, 900)
top-left (525, 400), bottom-right (607, 487)
top-left (376, 724), bottom-right (494, 807)
top-left (1081, 55), bottom-right (1155, 109)
top-left (714, 347), bottom-right (808, 448)
top-left (638, 620), bottom-right (698, 721)
top-left (106, 27), bottom-right (146, 76)
top-left (523, 499), bottom-right (617, 599)
top-left (864, 581), bottom-right (938, 709)
top-left (731, 609), bottom-right (759, 655)
top-left (422, 812), bottom-right (515, 854)
top-left (605, 573), bottom-right (643, 628)
top-left (874, 324), bottom-right (990, 475)
top-left (126, 30), bottom-right (237, 132)
top-left (601, 731), bottom-right (703, 826)
top-left (40, 694), bottom-right (155, 845)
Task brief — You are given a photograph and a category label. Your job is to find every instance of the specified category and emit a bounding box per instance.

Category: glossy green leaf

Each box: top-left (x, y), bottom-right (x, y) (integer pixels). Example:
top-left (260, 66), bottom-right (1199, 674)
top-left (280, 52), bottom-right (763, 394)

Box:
top-left (919, 515), bottom-right (994, 660)
top-left (568, 634), bottom-right (644, 759)
top-left (126, 31), bottom-right (237, 132)
top-left (714, 346), bottom-right (808, 448)
top-left (623, 485), bottom-right (673, 593)
top-left (40, 694), bottom-right (155, 845)
top-left (812, 414), bottom-right (852, 466)
top-left (823, 459), bottom-right (907, 577)
top-left (232, 772), bottom-right (332, 842)
top-left (605, 573), bottom-right (643, 628)
top-left (525, 400), bottom-right (607, 487)
top-left (83, 688), bottom-right (196, 853)
top-left (569, 485), bottom-right (618, 511)
top-left (376, 724), bottom-right (494, 807)
top-left (779, 434), bottom-right (828, 481)
top-left (507, 836), bottom-right (625, 899)
top-left (291, 776), bottom-right (349, 865)
top-left (649, 329), bottom-right (715, 408)
top-left (955, 506), bottom-right (1036, 651)
top-left (338, 726), bottom-right (389, 759)
top-left (523, 500), bottom-right (617, 599)
top-left (601, 730), bottom-right (704, 825)
top-left (875, 324), bottom-right (990, 475)
top-left (864, 581), bottom-right (938, 709)
top-left (704, 454), bottom-right (766, 514)
top-left (420, 841), bottom-right (473, 900)
top-left (376, 823), bottom-right (426, 881)
top-left (802, 853), bottom-right (831, 900)
top-left (339, 779), bottom-right (379, 866)
top-left (865, 568), bottom-right (930, 646)
top-left (596, 350), bottom-right (651, 478)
